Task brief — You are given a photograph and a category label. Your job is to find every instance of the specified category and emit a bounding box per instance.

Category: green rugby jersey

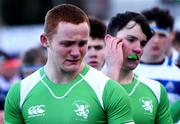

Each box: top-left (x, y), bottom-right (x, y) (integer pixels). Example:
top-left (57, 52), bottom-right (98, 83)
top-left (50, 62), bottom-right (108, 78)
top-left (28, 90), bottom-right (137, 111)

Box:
top-left (5, 65), bottom-right (134, 124)
top-left (122, 74), bottom-right (173, 124)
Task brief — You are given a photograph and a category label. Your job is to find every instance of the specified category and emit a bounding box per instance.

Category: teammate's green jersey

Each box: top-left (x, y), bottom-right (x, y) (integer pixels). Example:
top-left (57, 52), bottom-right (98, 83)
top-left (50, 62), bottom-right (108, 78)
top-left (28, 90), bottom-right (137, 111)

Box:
top-left (122, 74), bottom-right (173, 124)
top-left (170, 100), bottom-right (180, 123)
top-left (4, 65), bottom-right (134, 124)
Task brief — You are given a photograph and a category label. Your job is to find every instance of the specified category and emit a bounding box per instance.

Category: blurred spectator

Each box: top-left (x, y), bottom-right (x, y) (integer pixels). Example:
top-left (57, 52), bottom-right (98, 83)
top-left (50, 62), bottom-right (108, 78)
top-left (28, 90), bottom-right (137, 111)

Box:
top-left (20, 46), bottom-right (47, 78)
top-left (174, 31), bottom-right (180, 68)
top-left (0, 50), bottom-right (21, 109)
top-left (134, 8), bottom-right (180, 123)
top-left (166, 35), bottom-right (179, 66)
top-left (142, 7), bottom-right (178, 66)
top-left (173, 31), bottom-right (180, 53)
top-left (84, 17), bottom-right (106, 70)
top-left (0, 111), bottom-right (3, 124)
top-left (0, 50), bottom-right (21, 124)
top-left (176, 54), bottom-right (180, 68)
top-left (134, 7), bottom-right (180, 104)
top-left (0, 51), bottom-right (5, 75)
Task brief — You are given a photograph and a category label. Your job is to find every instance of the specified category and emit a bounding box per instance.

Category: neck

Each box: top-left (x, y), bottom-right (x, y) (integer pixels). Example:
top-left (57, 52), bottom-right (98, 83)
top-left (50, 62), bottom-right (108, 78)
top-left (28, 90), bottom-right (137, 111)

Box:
top-left (44, 62), bottom-right (84, 84)
top-left (101, 64), bottom-right (134, 84)
top-left (119, 69), bottom-right (134, 84)
top-left (166, 47), bottom-right (173, 57)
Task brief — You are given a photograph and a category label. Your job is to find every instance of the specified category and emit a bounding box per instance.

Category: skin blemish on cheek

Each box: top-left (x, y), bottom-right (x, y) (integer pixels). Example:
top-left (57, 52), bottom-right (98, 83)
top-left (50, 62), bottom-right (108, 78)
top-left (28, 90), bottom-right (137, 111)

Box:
top-left (127, 54), bottom-right (139, 60)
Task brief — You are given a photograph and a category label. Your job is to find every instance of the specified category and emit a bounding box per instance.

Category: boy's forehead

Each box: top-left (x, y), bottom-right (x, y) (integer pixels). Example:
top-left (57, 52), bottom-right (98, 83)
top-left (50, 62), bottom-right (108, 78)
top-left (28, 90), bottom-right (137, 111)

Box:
top-left (56, 22), bottom-right (90, 36)
top-left (149, 21), bottom-right (170, 37)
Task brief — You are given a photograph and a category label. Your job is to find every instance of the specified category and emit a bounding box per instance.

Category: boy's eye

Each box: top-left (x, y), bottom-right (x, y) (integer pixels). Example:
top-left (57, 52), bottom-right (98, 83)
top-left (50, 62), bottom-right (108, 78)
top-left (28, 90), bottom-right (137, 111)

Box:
top-left (126, 37), bottom-right (135, 42)
top-left (128, 39), bottom-right (135, 42)
top-left (94, 45), bottom-right (103, 50)
top-left (125, 36), bottom-right (137, 43)
top-left (88, 45), bottom-right (103, 50)
top-left (79, 41), bottom-right (87, 47)
top-left (60, 40), bottom-right (87, 47)
top-left (61, 42), bottom-right (73, 47)
top-left (158, 33), bottom-right (167, 37)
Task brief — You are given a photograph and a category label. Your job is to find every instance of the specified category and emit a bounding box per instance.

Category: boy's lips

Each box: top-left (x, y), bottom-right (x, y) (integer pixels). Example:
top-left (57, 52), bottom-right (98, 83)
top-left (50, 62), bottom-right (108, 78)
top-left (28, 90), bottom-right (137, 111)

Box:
top-left (88, 61), bottom-right (98, 67)
top-left (66, 59), bottom-right (80, 64)
top-left (152, 46), bottom-right (160, 51)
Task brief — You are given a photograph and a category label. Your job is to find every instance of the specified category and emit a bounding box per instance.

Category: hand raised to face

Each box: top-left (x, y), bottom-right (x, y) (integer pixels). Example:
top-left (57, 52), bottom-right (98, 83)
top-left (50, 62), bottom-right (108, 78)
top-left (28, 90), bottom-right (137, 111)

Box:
top-left (101, 34), bottom-right (124, 81)
top-left (104, 34), bottom-right (124, 69)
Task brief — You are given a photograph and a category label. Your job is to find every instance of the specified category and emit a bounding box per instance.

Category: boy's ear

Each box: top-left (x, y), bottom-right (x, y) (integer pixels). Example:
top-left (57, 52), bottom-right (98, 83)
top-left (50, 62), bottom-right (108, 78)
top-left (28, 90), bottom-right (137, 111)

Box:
top-left (40, 33), bottom-right (50, 48)
top-left (170, 30), bottom-right (176, 41)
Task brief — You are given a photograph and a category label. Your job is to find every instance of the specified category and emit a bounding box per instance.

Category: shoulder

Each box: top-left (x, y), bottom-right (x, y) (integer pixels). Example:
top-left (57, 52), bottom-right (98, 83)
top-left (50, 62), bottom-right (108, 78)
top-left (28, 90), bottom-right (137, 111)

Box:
top-left (161, 63), bottom-right (180, 80)
top-left (83, 66), bottom-right (110, 90)
top-left (5, 81), bottom-right (21, 110)
top-left (138, 75), bottom-right (162, 103)
top-left (135, 62), bottom-right (180, 81)
top-left (82, 66), bottom-right (110, 109)
top-left (103, 80), bottom-right (129, 101)
top-left (83, 66), bottom-right (127, 108)
top-left (20, 69), bottom-right (42, 108)
top-left (84, 66), bottom-right (124, 93)
top-left (20, 69), bottom-right (42, 99)
top-left (21, 68), bottom-right (42, 84)
top-left (7, 81), bottom-right (21, 96)
top-left (84, 66), bottom-right (110, 81)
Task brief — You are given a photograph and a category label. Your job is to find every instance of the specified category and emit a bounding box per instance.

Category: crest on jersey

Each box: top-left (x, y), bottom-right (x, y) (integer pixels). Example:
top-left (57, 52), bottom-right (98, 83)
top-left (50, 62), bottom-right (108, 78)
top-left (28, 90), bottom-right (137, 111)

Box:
top-left (72, 100), bottom-right (90, 121)
top-left (139, 97), bottom-right (153, 114)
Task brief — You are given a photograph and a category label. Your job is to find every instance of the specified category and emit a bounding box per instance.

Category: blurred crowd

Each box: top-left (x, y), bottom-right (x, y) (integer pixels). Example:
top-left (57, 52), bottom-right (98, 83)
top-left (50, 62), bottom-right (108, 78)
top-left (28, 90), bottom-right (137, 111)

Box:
top-left (0, 46), bottom-right (47, 123)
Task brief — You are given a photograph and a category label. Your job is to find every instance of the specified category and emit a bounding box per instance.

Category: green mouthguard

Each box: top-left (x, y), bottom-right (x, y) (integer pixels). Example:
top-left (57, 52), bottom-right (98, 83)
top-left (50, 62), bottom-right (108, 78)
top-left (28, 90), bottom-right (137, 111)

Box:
top-left (127, 54), bottom-right (138, 60)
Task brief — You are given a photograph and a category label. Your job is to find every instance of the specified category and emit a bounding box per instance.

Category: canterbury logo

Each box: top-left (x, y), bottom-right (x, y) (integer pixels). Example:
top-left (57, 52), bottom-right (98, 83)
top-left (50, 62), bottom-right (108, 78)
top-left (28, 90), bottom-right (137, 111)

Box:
top-left (28, 105), bottom-right (45, 116)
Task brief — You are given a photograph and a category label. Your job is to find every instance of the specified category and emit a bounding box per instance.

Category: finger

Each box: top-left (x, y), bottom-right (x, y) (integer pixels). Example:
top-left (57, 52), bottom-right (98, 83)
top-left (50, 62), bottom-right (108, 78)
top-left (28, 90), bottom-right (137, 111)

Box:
top-left (117, 38), bottom-right (123, 45)
top-left (111, 37), bottom-right (122, 50)
top-left (117, 42), bottom-right (123, 54)
top-left (116, 38), bottom-right (123, 49)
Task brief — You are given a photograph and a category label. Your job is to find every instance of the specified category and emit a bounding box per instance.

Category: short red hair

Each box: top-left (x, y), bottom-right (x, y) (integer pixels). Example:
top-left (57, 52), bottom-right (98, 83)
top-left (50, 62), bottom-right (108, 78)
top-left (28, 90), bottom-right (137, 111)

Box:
top-left (44, 4), bottom-right (89, 40)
